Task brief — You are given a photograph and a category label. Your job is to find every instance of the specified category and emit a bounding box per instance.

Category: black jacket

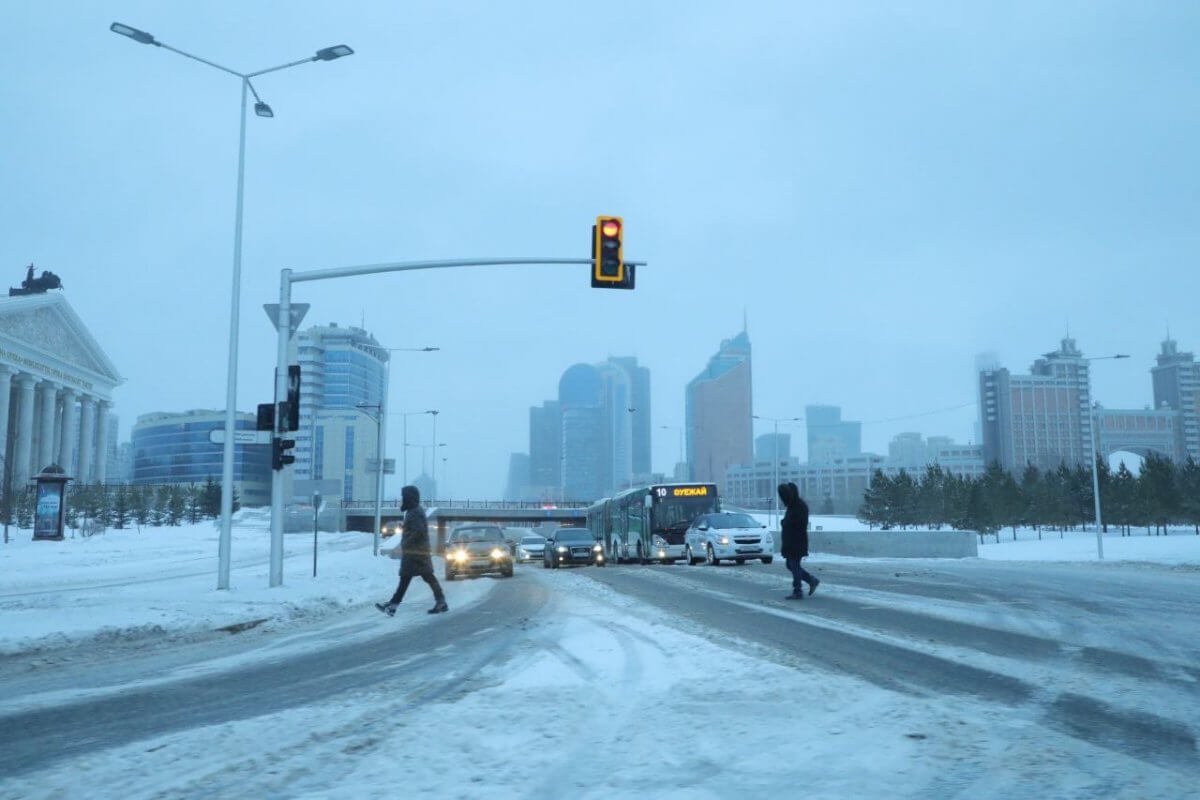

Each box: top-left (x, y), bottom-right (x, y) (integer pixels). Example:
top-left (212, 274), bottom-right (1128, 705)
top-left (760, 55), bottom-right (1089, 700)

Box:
top-left (398, 486), bottom-right (434, 576)
top-left (779, 483), bottom-right (809, 559)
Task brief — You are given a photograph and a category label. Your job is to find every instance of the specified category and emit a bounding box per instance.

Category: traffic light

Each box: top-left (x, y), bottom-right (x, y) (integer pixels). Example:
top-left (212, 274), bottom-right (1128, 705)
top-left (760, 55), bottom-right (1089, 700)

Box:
top-left (592, 215), bottom-right (632, 289)
top-left (285, 365), bottom-right (300, 431)
top-left (272, 437), bottom-right (296, 471)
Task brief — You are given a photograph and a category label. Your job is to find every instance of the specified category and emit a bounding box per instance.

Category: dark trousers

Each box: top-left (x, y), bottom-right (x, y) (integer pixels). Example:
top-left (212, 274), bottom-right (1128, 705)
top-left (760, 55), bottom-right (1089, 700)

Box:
top-left (388, 571), bottom-right (445, 605)
top-left (785, 556), bottom-right (816, 594)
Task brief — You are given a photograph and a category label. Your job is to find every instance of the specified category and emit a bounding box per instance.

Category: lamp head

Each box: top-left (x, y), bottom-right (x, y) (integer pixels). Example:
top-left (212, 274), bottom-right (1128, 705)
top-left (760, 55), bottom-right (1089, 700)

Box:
top-left (314, 44), bottom-right (354, 61)
top-left (110, 22), bottom-right (157, 45)
top-left (254, 101), bottom-right (274, 118)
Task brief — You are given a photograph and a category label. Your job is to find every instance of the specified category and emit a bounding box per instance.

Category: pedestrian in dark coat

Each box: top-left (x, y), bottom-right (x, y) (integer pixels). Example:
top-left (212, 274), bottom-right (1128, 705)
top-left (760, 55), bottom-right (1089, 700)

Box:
top-left (779, 482), bottom-right (819, 599)
top-left (376, 485), bottom-right (448, 615)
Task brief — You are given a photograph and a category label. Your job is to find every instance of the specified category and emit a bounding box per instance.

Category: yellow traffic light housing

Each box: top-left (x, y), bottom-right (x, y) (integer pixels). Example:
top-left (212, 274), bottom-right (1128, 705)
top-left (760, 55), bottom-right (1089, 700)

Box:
top-left (592, 215), bottom-right (632, 289)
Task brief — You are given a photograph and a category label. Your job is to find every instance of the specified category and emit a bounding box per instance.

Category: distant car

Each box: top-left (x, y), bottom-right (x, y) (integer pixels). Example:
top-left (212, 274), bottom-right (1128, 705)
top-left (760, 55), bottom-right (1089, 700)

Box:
top-left (684, 512), bottom-right (774, 566)
top-left (515, 533), bottom-right (547, 563)
top-left (543, 527), bottom-right (605, 568)
top-left (380, 521), bottom-right (402, 538)
top-left (444, 525), bottom-right (514, 580)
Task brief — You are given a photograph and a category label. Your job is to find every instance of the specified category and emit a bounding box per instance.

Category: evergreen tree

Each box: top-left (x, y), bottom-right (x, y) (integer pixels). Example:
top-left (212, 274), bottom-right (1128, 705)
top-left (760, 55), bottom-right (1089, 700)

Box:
top-left (1020, 464), bottom-right (1045, 538)
top-left (185, 484), bottom-right (203, 524)
top-left (131, 485), bottom-right (151, 528)
top-left (111, 484), bottom-right (130, 530)
top-left (166, 485), bottom-right (186, 526)
top-left (890, 469), bottom-right (919, 529)
top-left (152, 486), bottom-right (170, 527)
top-left (201, 477), bottom-right (222, 519)
top-left (1140, 454), bottom-right (1179, 534)
top-left (1177, 456), bottom-right (1200, 535)
top-left (1110, 462), bottom-right (1137, 536)
top-left (858, 469), bottom-right (890, 529)
top-left (917, 465), bottom-right (947, 529)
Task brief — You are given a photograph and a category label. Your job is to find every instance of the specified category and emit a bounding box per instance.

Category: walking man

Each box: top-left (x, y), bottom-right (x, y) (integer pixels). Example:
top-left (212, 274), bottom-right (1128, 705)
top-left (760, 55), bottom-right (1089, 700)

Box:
top-left (376, 485), bottom-right (449, 615)
top-left (779, 482), bottom-right (819, 599)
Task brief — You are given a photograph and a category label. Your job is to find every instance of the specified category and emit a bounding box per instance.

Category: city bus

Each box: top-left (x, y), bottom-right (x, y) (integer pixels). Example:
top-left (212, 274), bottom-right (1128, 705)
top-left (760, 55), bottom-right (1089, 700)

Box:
top-left (588, 483), bottom-right (720, 564)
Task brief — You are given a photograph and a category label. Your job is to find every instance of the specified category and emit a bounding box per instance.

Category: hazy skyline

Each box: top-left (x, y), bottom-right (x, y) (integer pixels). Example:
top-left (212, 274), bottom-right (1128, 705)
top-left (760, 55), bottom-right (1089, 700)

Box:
top-left (4, 2), bottom-right (1197, 497)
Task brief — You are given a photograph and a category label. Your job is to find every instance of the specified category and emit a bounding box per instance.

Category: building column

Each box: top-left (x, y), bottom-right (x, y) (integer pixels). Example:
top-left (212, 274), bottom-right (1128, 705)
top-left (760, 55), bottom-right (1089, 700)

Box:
top-left (37, 381), bottom-right (58, 472)
top-left (95, 400), bottom-right (111, 484)
top-left (0, 367), bottom-right (11, 485)
top-left (13, 374), bottom-right (37, 488)
top-left (77, 396), bottom-right (95, 484)
top-left (59, 389), bottom-right (78, 476)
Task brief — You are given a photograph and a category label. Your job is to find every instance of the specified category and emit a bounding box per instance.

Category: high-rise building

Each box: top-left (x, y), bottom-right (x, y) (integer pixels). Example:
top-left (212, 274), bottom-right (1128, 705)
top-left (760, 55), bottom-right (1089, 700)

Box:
top-left (805, 405), bottom-right (861, 463)
top-left (293, 323), bottom-right (388, 501)
top-left (686, 331), bottom-right (752, 492)
top-left (888, 432), bottom-right (926, 469)
top-left (755, 433), bottom-right (790, 461)
top-left (608, 356), bottom-right (652, 478)
top-left (559, 363), bottom-right (606, 501)
top-left (1152, 337), bottom-right (1200, 462)
top-left (504, 453), bottom-right (530, 501)
top-left (528, 400), bottom-right (562, 500)
top-left (980, 337), bottom-right (1093, 473)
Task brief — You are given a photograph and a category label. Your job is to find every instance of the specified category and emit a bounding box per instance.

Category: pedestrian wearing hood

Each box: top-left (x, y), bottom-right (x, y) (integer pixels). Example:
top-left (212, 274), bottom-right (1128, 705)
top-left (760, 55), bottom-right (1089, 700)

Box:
top-left (779, 482), bottom-right (819, 599)
top-left (376, 485), bottom-right (449, 615)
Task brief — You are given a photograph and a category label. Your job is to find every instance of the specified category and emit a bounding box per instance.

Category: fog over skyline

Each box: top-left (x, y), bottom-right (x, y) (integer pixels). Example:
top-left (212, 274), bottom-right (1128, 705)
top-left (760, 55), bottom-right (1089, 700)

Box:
top-left (3, 2), bottom-right (1197, 497)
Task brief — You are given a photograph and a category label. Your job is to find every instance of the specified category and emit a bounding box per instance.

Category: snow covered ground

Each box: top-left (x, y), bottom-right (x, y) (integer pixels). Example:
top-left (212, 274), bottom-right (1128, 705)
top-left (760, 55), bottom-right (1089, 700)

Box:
top-left (2, 513), bottom-right (1197, 799)
top-left (2, 513), bottom-right (1198, 656)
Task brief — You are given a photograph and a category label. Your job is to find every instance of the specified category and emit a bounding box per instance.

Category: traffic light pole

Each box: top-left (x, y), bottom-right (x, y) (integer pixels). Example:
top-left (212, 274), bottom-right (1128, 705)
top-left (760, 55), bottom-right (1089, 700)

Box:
top-left (266, 255), bottom-right (646, 587)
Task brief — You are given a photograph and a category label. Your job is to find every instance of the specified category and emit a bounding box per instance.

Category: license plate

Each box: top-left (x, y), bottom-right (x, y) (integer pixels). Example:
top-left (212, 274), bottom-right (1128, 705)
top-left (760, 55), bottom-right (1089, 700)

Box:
top-left (736, 547), bottom-right (762, 554)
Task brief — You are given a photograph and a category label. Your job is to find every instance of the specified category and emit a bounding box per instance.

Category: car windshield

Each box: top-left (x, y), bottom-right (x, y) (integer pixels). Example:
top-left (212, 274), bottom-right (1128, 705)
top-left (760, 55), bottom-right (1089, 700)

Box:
top-left (707, 513), bottom-right (759, 529)
top-left (521, 536), bottom-right (545, 545)
top-left (453, 529), bottom-right (503, 543)
top-left (553, 529), bottom-right (593, 543)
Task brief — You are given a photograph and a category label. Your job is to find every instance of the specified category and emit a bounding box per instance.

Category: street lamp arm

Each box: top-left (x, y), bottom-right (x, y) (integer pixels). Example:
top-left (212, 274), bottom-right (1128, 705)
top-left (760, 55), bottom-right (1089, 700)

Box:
top-left (153, 41), bottom-right (245, 78)
top-left (246, 56), bottom-right (324, 78)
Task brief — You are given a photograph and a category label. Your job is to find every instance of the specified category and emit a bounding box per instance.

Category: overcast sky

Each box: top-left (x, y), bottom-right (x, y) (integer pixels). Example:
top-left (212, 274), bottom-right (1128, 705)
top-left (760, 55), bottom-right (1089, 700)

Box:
top-left (3, 2), bottom-right (1198, 497)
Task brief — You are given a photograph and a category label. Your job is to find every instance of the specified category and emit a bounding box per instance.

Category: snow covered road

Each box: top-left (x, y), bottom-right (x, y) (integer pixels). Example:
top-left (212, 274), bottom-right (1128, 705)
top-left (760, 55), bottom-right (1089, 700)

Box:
top-left (2, 554), bottom-right (1198, 799)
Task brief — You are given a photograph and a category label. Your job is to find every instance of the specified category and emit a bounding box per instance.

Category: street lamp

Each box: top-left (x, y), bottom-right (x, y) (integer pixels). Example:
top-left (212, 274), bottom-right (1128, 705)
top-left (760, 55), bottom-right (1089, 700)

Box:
top-left (110, 22), bottom-right (353, 590)
top-left (394, 409), bottom-right (439, 486)
top-left (1085, 354), bottom-right (1130, 560)
top-left (355, 402), bottom-right (385, 556)
top-left (660, 425), bottom-right (685, 481)
top-left (753, 414), bottom-right (802, 529)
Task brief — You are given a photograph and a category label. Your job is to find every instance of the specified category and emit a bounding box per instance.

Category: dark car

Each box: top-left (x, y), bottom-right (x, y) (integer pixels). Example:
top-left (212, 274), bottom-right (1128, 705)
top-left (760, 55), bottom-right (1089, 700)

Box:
top-left (444, 525), bottom-right (514, 580)
top-left (542, 527), bottom-right (605, 568)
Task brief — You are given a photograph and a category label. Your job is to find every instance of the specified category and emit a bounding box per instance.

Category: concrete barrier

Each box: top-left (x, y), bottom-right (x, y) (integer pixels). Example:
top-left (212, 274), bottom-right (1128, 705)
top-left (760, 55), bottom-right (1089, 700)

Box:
top-left (803, 529), bottom-right (979, 558)
top-left (766, 528), bottom-right (978, 558)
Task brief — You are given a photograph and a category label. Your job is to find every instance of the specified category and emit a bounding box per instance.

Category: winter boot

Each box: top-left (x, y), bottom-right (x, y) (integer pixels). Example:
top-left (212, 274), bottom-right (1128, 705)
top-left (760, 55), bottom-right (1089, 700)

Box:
top-left (808, 578), bottom-right (820, 596)
top-left (375, 602), bottom-right (397, 617)
top-left (427, 600), bottom-right (449, 614)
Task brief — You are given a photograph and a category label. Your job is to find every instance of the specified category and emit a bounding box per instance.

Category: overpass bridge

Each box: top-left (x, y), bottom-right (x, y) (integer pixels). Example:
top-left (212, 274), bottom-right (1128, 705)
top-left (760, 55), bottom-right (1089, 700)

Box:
top-left (341, 500), bottom-right (589, 548)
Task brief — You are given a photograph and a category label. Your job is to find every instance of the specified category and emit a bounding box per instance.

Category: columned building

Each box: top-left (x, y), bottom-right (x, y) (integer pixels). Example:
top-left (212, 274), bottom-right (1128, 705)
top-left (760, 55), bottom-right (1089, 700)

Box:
top-left (0, 292), bottom-right (122, 489)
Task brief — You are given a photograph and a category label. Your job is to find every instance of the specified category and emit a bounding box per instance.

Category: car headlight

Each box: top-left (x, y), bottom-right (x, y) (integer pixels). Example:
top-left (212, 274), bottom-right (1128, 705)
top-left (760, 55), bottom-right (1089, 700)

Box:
top-left (490, 548), bottom-right (504, 559)
top-left (593, 544), bottom-right (603, 552)
top-left (452, 550), bottom-right (468, 561)
top-left (557, 546), bottom-right (568, 553)
top-left (718, 536), bottom-right (730, 545)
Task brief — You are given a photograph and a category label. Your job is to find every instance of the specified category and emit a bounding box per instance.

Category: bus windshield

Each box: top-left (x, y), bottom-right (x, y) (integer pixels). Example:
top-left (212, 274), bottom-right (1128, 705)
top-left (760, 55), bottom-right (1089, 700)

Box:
top-left (650, 485), bottom-right (718, 533)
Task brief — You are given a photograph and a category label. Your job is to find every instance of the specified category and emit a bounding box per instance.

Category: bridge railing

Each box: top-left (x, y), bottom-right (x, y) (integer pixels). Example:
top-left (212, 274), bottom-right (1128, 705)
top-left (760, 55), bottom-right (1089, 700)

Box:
top-left (341, 499), bottom-right (591, 512)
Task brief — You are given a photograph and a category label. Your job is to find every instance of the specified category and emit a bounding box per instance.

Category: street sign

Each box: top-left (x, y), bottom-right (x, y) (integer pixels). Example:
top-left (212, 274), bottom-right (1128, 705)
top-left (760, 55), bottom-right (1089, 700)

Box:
top-left (294, 478), bottom-right (342, 502)
top-left (366, 458), bottom-right (396, 475)
top-left (263, 302), bottom-right (311, 334)
top-left (209, 429), bottom-right (272, 445)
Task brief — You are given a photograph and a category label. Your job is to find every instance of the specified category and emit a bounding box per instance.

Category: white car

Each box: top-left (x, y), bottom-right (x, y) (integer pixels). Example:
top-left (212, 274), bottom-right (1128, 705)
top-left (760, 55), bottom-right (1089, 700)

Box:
top-left (516, 534), bottom-right (547, 563)
top-left (684, 512), bottom-right (774, 566)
